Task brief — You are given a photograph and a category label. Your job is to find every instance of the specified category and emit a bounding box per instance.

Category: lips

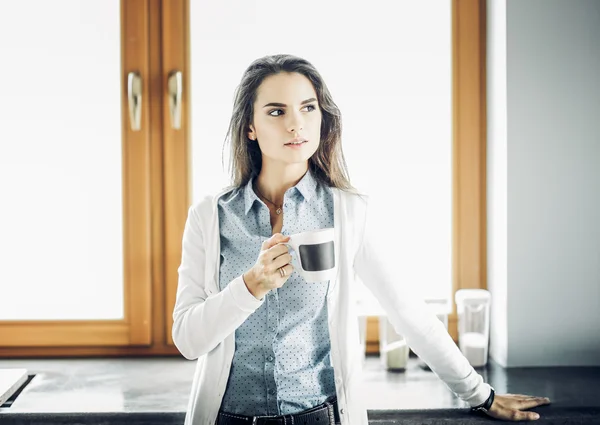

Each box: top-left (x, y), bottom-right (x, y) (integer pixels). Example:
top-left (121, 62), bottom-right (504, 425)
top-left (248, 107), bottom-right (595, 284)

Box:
top-left (285, 137), bottom-right (308, 146)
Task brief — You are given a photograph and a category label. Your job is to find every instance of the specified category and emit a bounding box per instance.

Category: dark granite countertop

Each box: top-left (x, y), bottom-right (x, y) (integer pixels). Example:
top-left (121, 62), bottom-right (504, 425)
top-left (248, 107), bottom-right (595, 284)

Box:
top-left (0, 356), bottom-right (598, 424)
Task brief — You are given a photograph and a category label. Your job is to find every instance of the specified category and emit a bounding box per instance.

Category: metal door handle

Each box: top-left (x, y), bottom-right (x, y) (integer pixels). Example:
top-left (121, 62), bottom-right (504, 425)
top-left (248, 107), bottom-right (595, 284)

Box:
top-left (168, 70), bottom-right (182, 130)
top-left (127, 71), bottom-right (142, 131)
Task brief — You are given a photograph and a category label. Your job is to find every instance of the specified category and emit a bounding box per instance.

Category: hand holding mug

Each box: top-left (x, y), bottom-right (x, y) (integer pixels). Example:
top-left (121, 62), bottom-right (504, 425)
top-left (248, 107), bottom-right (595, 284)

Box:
top-left (243, 233), bottom-right (293, 299)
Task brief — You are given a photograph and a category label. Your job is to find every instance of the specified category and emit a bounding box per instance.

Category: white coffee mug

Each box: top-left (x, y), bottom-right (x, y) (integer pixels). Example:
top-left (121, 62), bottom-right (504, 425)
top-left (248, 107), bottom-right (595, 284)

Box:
top-left (285, 227), bottom-right (336, 282)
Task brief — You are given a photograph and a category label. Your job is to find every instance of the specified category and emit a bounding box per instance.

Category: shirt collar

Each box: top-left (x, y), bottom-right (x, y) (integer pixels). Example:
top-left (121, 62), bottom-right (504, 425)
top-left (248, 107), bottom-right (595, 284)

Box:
top-left (294, 168), bottom-right (318, 202)
top-left (243, 176), bottom-right (259, 215)
top-left (243, 169), bottom-right (318, 215)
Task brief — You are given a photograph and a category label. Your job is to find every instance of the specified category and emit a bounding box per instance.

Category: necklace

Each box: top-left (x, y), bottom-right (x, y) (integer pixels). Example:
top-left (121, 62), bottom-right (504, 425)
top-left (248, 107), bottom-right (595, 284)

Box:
top-left (254, 185), bottom-right (283, 215)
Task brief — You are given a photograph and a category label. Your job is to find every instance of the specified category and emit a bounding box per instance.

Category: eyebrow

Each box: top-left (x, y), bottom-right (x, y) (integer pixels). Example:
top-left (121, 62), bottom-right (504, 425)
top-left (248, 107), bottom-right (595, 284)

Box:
top-left (262, 98), bottom-right (317, 108)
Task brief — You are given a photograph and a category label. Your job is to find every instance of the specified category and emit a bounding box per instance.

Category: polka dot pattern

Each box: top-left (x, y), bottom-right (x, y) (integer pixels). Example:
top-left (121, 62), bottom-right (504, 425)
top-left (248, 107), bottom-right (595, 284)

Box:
top-left (217, 170), bottom-right (336, 416)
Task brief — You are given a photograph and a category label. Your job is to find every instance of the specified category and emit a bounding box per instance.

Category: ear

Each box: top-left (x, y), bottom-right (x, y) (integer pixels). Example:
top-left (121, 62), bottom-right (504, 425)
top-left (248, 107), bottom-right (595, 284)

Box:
top-left (247, 124), bottom-right (256, 141)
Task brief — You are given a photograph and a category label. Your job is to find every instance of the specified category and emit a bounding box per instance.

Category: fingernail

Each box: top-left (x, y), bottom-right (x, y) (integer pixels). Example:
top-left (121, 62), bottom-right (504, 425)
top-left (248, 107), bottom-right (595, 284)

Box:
top-left (533, 413), bottom-right (540, 420)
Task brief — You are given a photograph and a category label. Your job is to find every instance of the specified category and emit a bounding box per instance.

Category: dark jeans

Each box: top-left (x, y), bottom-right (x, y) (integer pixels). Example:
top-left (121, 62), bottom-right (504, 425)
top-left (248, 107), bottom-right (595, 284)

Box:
top-left (217, 397), bottom-right (341, 425)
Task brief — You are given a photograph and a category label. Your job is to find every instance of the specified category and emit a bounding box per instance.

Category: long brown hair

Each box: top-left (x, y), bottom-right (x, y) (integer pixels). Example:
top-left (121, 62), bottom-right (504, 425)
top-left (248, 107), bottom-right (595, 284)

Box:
top-left (223, 54), bottom-right (354, 191)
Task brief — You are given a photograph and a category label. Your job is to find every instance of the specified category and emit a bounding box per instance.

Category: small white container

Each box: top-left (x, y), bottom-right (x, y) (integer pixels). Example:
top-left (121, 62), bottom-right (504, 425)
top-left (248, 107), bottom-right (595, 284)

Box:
top-left (379, 317), bottom-right (409, 370)
top-left (455, 289), bottom-right (491, 367)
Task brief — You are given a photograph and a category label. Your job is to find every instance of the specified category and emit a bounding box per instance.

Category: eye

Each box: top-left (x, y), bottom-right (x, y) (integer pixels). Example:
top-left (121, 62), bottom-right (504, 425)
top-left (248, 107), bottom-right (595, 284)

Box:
top-left (267, 104), bottom-right (318, 117)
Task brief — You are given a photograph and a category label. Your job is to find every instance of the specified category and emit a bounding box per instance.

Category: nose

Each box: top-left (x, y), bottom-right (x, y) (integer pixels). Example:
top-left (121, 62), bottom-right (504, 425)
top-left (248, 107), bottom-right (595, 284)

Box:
top-left (286, 110), bottom-right (304, 133)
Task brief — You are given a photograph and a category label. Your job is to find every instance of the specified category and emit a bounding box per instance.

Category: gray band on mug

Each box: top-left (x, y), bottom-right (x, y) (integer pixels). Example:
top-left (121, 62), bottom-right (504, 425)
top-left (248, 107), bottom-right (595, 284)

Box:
top-left (298, 241), bottom-right (335, 272)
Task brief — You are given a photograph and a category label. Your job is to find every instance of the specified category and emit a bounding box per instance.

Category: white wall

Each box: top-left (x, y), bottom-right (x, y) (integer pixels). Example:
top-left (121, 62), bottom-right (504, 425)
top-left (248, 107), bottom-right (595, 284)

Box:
top-left (488, 0), bottom-right (600, 366)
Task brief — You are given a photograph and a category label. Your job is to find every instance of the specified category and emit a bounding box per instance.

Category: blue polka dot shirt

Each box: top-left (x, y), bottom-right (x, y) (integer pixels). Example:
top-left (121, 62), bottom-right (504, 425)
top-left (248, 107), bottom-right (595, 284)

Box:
top-left (217, 170), bottom-right (336, 416)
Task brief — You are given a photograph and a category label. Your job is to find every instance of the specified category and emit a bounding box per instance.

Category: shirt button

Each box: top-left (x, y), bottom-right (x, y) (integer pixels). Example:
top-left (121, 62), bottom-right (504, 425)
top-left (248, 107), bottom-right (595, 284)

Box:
top-left (270, 326), bottom-right (276, 332)
top-left (340, 409), bottom-right (344, 415)
top-left (269, 389), bottom-right (276, 395)
top-left (267, 356), bottom-right (274, 362)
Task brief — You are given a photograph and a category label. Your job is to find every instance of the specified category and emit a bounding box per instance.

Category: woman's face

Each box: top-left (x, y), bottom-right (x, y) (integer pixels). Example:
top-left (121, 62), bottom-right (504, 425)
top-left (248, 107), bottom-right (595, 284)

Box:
top-left (248, 72), bottom-right (322, 168)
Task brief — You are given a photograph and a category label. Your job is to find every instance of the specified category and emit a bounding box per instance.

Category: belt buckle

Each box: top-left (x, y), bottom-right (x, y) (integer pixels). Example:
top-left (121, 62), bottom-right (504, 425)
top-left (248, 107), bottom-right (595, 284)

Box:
top-left (323, 401), bottom-right (335, 424)
top-left (252, 415), bottom-right (282, 425)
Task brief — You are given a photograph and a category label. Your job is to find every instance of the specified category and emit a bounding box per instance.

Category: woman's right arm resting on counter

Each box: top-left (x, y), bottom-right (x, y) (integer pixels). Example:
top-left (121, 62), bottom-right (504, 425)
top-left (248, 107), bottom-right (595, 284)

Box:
top-left (172, 204), bottom-right (263, 360)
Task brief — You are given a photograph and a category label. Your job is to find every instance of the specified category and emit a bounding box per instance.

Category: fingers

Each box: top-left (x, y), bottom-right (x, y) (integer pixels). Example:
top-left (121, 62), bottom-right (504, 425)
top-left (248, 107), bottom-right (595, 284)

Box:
top-left (262, 233), bottom-right (290, 250)
top-left (277, 263), bottom-right (294, 279)
top-left (509, 409), bottom-right (540, 421)
top-left (487, 394), bottom-right (550, 422)
top-left (500, 394), bottom-right (551, 408)
top-left (504, 394), bottom-right (550, 403)
top-left (518, 398), bottom-right (547, 410)
top-left (256, 235), bottom-right (293, 280)
top-left (266, 243), bottom-right (290, 261)
top-left (516, 398), bottom-right (551, 411)
top-left (268, 251), bottom-right (293, 282)
top-left (272, 253), bottom-right (293, 270)
top-left (504, 394), bottom-right (540, 400)
top-left (489, 405), bottom-right (540, 421)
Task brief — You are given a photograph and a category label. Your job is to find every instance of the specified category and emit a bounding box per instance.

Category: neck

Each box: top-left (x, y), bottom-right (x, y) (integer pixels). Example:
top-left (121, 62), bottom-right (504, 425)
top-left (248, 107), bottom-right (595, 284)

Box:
top-left (255, 162), bottom-right (309, 206)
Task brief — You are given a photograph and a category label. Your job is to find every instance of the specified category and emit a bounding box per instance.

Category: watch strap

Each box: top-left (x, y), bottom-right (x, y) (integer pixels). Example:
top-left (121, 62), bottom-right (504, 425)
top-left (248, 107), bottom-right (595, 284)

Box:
top-left (471, 387), bottom-right (495, 413)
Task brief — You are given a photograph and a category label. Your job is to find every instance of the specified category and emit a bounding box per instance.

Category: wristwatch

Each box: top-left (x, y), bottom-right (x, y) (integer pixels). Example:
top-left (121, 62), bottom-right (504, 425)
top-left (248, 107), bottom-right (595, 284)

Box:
top-left (471, 387), bottom-right (495, 413)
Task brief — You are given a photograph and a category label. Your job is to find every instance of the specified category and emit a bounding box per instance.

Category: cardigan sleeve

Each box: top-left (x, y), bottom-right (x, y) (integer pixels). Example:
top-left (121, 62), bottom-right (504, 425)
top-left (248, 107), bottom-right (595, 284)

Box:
top-left (353, 195), bottom-right (492, 407)
top-left (172, 201), bottom-right (263, 360)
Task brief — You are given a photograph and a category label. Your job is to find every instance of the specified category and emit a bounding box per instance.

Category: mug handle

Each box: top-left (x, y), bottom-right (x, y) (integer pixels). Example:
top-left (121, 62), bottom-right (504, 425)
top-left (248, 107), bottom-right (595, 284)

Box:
top-left (283, 241), bottom-right (305, 274)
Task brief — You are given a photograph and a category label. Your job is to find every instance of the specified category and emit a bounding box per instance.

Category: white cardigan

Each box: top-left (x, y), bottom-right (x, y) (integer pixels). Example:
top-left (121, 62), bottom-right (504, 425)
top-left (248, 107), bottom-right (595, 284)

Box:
top-left (172, 187), bottom-right (491, 425)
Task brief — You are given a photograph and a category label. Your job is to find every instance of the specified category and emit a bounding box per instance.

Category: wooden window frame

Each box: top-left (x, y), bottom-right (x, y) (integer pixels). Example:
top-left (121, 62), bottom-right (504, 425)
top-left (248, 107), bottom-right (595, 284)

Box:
top-left (0, 0), bottom-right (486, 357)
top-left (449, 0), bottom-right (487, 341)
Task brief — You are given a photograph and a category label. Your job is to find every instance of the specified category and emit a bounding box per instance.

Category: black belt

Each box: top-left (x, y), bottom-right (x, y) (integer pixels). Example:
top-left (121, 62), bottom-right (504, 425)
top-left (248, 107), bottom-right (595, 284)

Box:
top-left (217, 398), bottom-right (340, 425)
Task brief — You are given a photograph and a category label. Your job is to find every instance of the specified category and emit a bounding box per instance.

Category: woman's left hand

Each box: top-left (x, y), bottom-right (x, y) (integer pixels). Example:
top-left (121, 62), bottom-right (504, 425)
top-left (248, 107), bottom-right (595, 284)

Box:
top-left (484, 394), bottom-right (551, 421)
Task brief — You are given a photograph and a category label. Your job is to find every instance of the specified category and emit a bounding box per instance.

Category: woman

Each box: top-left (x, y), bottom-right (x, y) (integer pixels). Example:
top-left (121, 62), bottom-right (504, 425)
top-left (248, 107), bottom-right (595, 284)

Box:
top-left (172, 54), bottom-right (550, 425)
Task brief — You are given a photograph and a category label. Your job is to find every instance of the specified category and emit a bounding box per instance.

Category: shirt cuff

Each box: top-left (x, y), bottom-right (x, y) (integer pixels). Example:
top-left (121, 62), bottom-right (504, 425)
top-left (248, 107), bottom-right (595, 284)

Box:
top-left (227, 275), bottom-right (265, 312)
top-left (466, 382), bottom-right (493, 407)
